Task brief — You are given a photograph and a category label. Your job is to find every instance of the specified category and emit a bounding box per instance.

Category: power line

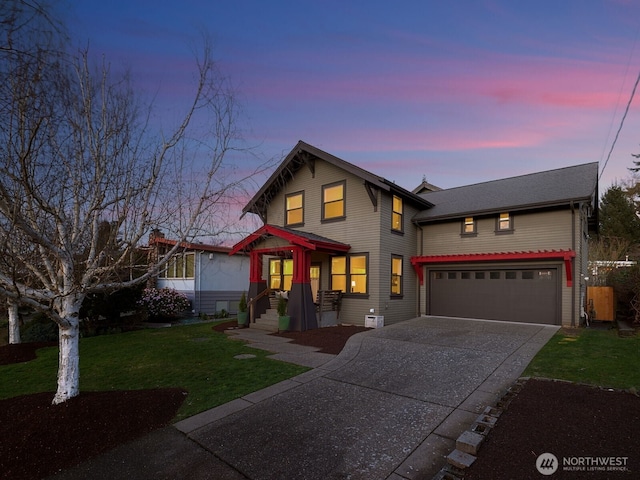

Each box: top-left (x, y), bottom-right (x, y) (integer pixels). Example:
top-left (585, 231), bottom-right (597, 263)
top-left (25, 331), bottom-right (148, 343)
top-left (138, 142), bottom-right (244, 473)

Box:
top-left (600, 68), bottom-right (640, 180)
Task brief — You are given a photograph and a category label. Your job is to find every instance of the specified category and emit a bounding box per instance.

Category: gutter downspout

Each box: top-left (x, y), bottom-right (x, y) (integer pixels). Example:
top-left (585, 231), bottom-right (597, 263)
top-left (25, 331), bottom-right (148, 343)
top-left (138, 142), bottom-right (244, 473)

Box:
top-left (414, 220), bottom-right (424, 317)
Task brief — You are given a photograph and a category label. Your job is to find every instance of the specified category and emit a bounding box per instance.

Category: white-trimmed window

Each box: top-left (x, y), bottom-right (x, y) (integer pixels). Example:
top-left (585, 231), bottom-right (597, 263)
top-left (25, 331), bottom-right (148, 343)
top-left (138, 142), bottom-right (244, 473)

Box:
top-left (161, 252), bottom-right (195, 278)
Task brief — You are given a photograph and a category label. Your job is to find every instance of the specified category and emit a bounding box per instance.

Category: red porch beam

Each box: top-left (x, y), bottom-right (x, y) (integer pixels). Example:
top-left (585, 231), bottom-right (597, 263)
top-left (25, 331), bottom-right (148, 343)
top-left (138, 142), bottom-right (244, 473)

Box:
top-left (410, 250), bottom-right (576, 287)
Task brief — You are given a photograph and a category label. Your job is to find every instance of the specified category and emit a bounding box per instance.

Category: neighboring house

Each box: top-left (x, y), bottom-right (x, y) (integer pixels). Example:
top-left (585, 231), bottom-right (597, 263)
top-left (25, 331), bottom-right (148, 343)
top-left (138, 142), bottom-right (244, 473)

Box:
top-left (149, 231), bottom-right (249, 316)
top-left (230, 141), bottom-right (599, 330)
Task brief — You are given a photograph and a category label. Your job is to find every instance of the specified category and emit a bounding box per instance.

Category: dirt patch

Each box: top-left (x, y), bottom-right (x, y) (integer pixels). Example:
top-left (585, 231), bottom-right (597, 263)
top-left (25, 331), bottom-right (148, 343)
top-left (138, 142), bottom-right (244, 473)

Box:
top-left (0, 388), bottom-right (186, 480)
top-left (212, 320), bottom-right (370, 354)
top-left (0, 341), bottom-right (57, 365)
top-left (465, 378), bottom-right (640, 479)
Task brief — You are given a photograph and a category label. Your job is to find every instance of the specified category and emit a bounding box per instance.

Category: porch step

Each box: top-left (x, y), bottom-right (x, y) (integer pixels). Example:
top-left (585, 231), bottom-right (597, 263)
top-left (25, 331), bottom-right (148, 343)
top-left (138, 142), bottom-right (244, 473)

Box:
top-left (250, 308), bottom-right (279, 332)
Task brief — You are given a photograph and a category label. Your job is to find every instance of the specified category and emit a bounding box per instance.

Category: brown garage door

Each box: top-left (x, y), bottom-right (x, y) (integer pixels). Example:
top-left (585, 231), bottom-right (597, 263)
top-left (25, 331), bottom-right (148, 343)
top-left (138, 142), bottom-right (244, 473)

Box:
top-left (429, 267), bottom-right (559, 324)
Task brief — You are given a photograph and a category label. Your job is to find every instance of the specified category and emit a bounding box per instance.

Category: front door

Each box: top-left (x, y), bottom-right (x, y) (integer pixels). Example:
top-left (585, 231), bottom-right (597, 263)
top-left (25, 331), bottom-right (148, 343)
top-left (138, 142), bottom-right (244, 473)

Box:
top-left (310, 263), bottom-right (321, 301)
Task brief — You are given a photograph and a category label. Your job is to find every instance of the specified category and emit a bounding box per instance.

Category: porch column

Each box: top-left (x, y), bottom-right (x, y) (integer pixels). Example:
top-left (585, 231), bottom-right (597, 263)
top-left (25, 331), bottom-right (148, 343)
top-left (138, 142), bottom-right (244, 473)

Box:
top-left (248, 251), bottom-right (269, 320)
top-left (288, 246), bottom-right (317, 331)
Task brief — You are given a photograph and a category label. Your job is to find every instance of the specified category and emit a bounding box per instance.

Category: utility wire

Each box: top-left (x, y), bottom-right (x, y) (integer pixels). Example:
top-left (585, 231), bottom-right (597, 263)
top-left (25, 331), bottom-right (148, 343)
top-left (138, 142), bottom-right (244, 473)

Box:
top-left (600, 67), bottom-right (640, 180)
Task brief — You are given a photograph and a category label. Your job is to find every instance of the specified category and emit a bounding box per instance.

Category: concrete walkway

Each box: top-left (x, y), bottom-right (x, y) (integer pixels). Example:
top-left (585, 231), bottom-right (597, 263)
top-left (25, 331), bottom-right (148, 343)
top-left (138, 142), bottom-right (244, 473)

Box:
top-left (52, 316), bottom-right (559, 480)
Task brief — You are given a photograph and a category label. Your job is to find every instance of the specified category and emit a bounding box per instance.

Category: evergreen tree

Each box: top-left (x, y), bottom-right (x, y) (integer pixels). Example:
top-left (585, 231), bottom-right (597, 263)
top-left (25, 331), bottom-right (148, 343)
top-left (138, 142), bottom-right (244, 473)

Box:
top-left (599, 185), bottom-right (640, 242)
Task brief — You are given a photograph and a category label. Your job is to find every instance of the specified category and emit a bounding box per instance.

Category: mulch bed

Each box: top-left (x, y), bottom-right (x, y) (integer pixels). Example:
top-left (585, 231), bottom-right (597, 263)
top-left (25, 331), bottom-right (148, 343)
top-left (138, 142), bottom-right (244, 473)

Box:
top-left (0, 341), bottom-right (57, 366)
top-left (465, 378), bottom-right (640, 480)
top-left (212, 320), bottom-right (371, 354)
top-left (0, 388), bottom-right (187, 480)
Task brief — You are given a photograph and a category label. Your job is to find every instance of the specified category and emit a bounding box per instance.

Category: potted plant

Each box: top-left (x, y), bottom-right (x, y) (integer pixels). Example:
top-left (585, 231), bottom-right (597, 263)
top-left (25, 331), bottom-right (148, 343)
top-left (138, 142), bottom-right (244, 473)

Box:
top-left (237, 291), bottom-right (248, 327)
top-left (277, 295), bottom-right (290, 332)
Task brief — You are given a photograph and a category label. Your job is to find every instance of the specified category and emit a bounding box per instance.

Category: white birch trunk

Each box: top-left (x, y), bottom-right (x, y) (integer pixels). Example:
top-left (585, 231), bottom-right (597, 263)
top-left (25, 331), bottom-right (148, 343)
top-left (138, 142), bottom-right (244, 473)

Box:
top-left (8, 300), bottom-right (20, 344)
top-left (52, 297), bottom-right (82, 404)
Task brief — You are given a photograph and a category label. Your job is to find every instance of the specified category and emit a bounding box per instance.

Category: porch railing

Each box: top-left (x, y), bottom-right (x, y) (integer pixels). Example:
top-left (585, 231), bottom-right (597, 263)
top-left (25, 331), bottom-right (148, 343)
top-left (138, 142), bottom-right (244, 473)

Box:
top-left (248, 287), bottom-right (272, 324)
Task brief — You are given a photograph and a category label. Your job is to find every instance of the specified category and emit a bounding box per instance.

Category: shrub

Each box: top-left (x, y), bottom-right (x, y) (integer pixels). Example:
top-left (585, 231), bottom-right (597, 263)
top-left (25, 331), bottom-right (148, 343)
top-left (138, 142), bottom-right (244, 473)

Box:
top-left (238, 292), bottom-right (247, 312)
top-left (22, 312), bottom-right (58, 342)
top-left (137, 288), bottom-right (191, 320)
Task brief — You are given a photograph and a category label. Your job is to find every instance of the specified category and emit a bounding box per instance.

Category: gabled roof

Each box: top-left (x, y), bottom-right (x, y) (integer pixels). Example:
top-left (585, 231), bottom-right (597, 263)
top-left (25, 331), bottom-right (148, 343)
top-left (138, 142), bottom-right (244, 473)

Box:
top-left (229, 224), bottom-right (351, 255)
top-left (150, 236), bottom-right (235, 254)
top-left (242, 141), bottom-right (434, 220)
top-left (413, 162), bottom-right (599, 223)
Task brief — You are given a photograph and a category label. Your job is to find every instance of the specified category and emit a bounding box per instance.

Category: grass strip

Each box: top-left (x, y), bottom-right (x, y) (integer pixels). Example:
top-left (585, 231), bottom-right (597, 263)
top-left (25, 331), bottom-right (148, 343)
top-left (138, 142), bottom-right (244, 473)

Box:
top-left (0, 321), bottom-right (309, 420)
top-left (524, 327), bottom-right (640, 391)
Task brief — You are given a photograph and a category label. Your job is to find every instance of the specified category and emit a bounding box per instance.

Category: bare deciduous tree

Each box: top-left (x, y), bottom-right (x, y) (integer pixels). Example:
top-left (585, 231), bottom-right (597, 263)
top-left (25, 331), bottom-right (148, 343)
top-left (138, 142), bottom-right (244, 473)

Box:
top-left (0, 1), bottom-right (258, 404)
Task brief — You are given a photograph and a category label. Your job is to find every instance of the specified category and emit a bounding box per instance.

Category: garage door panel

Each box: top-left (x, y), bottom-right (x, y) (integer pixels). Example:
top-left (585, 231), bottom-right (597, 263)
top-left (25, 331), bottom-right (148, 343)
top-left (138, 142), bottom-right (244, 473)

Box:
top-left (429, 268), bottom-right (558, 325)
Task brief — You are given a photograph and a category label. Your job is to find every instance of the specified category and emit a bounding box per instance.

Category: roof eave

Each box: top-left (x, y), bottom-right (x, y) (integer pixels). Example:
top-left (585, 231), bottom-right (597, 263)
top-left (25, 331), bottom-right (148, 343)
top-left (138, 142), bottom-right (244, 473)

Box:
top-left (413, 196), bottom-right (595, 224)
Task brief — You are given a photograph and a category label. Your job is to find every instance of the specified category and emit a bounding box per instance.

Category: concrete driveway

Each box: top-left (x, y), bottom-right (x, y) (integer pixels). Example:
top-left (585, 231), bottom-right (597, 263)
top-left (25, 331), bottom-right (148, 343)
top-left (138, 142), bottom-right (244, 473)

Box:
top-left (54, 316), bottom-right (558, 480)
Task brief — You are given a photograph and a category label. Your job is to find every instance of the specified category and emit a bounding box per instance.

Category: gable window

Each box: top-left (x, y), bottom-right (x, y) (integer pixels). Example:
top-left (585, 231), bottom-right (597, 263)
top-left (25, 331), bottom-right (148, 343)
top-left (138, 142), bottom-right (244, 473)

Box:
top-left (331, 253), bottom-right (368, 294)
top-left (269, 258), bottom-right (293, 291)
top-left (392, 196), bottom-right (403, 232)
top-left (322, 181), bottom-right (345, 221)
top-left (496, 212), bottom-right (513, 233)
top-left (161, 252), bottom-right (195, 279)
top-left (462, 217), bottom-right (476, 235)
top-left (391, 255), bottom-right (403, 296)
top-left (285, 191), bottom-right (304, 226)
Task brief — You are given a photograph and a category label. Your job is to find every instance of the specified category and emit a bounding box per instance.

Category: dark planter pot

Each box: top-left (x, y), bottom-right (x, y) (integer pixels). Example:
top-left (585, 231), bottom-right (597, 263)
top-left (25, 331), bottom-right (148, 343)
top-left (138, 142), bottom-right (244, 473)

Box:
top-left (278, 315), bottom-right (291, 332)
top-left (237, 311), bottom-right (248, 327)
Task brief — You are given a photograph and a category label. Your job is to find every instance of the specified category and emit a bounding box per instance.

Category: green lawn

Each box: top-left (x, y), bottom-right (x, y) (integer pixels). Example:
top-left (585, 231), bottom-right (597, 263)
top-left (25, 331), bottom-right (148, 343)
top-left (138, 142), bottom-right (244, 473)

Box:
top-left (0, 321), bottom-right (309, 420)
top-left (524, 327), bottom-right (640, 391)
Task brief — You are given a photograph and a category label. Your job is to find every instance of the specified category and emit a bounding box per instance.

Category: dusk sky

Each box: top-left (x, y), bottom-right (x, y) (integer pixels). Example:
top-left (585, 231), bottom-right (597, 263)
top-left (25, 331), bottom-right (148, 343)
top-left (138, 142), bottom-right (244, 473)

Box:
top-left (68, 0), bottom-right (640, 195)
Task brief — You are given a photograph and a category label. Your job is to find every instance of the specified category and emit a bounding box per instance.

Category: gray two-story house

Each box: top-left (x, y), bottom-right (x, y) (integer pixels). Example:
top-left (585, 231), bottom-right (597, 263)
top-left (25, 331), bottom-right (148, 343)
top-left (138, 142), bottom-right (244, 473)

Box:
top-left (230, 141), bottom-right (598, 330)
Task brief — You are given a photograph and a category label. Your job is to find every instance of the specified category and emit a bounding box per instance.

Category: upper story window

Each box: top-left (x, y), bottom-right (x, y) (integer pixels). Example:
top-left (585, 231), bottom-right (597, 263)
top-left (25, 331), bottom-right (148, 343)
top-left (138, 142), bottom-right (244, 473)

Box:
top-left (497, 212), bottom-right (513, 233)
top-left (331, 253), bottom-right (368, 294)
top-left (161, 252), bottom-right (195, 279)
top-left (285, 191), bottom-right (304, 226)
top-left (462, 217), bottom-right (476, 235)
top-left (392, 196), bottom-right (403, 232)
top-left (322, 181), bottom-right (345, 221)
top-left (391, 255), bottom-right (403, 296)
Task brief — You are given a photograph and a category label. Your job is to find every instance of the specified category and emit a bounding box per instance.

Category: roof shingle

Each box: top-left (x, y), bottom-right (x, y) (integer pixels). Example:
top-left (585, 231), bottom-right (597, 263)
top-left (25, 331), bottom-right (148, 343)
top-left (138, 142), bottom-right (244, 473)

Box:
top-left (413, 162), bottom-right (598, 222)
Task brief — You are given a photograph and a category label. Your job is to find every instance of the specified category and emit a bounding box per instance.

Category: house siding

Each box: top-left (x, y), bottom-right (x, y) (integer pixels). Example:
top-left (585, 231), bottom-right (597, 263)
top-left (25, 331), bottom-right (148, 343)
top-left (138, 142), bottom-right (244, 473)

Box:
top-left (419, 207), bottom-right (584, 326)
top-left (156, 250), bottom-right (249, 316)
top-left (263, 160), bottom-right (420, 326)
top-left (239, 143), bottom-right (597, 330)
top-left (421, 208), bottom-right (573, 256)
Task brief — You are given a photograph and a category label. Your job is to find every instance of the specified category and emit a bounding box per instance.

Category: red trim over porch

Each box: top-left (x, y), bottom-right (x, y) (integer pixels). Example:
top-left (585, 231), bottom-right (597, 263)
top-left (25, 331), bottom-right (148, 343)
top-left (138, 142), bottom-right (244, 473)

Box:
top-left (229, 224), bottom-right (351, 256)
top-left (410, 250), bottom-right (576, 287)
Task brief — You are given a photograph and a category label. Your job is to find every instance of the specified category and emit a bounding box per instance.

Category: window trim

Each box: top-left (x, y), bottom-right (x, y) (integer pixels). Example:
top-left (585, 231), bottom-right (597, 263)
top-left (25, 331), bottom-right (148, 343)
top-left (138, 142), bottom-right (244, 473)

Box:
top-left (461, 217), bottom-right (477, 236)
top-left (285, 191), bottom-right (304, 227)
top-left (269, 258), bottom-right (293, 291)
top-left (322, 180), bottom-right (346, 223)
top-left (330, 252), bottom-right (369, 296)
top-left (160, 252), bottom-right (195, 279)
top-left (495, 212), bottom-right (514, 234)
top-left (391, 195), bottom-right (404, 234)
top-left (391, 254), bottom-right (403, 297)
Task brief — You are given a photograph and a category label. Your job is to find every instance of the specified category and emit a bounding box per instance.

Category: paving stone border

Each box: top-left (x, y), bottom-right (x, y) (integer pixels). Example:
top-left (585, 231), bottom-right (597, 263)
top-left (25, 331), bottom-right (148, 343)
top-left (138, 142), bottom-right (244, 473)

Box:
top-left (431, 377), bottom-right (528, 480)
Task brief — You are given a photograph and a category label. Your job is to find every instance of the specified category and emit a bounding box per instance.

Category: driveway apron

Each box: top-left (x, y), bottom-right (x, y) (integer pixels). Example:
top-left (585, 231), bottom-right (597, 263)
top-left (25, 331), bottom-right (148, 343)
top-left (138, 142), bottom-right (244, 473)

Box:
top-left (185, 316), bottom-right (558, 479)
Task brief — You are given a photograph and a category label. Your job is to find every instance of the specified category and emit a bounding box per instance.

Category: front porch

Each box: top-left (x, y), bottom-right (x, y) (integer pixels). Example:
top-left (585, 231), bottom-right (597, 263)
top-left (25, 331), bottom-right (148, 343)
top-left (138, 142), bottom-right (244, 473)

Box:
top-left (229, 224), bottom-right (351, 331)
